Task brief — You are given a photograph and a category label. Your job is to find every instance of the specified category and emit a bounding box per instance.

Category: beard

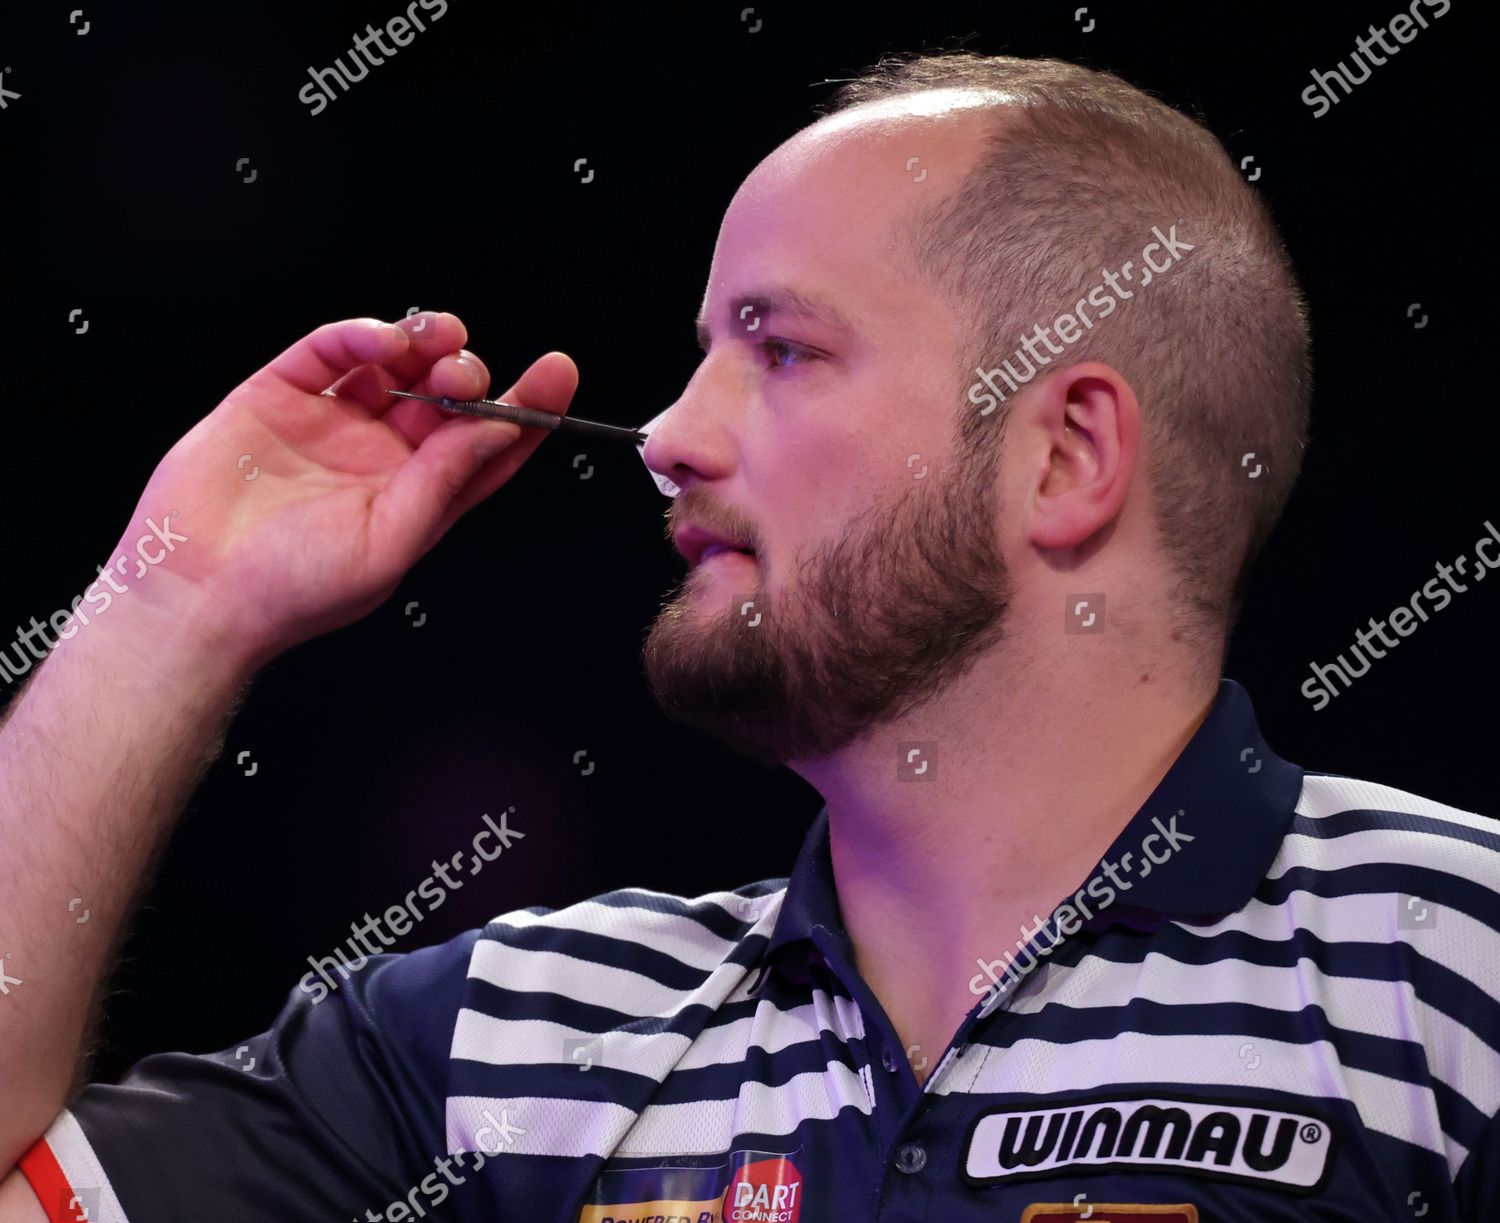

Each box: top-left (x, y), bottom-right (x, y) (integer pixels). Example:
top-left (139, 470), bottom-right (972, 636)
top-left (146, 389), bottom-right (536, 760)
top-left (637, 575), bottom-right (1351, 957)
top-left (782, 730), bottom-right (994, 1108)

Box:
top-left (641, 456), bottom-right (1011, 768)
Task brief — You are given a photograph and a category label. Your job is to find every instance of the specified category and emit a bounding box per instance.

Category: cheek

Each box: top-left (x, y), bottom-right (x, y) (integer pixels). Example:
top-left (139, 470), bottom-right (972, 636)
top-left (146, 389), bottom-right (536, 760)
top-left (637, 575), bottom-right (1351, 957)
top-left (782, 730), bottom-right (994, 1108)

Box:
top-left (744, 396), bottom-right (900, 565)
top-left (752, 459), bottom-right (877, 586)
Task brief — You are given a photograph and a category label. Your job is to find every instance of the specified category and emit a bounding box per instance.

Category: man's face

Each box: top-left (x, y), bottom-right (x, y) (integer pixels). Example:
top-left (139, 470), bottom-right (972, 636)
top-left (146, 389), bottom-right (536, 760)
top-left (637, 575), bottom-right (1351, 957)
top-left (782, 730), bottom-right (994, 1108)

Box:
top-left (641, 98), bottom-right (1013, 768)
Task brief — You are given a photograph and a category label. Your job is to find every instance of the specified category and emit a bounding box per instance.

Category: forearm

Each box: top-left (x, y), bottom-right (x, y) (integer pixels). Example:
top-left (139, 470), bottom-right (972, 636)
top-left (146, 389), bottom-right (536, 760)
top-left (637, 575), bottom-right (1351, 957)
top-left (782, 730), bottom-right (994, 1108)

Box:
top-left (0, 574), bottom-right (257, 1171)
top-left (0, 309), bottom-right (555, 1181)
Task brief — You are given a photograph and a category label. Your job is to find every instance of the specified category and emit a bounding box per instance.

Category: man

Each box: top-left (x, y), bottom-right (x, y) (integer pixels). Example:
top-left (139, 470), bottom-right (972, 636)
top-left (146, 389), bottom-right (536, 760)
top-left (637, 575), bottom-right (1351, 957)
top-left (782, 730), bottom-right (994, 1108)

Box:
top-left (1, 50), bottom-right (1495, 1222)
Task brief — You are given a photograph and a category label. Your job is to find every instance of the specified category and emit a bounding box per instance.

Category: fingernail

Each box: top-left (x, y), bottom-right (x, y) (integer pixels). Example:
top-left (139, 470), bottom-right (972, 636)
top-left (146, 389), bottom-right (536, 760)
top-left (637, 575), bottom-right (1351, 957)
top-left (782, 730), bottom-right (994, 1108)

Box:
top-left (455, 355), bottom-right (484, 390)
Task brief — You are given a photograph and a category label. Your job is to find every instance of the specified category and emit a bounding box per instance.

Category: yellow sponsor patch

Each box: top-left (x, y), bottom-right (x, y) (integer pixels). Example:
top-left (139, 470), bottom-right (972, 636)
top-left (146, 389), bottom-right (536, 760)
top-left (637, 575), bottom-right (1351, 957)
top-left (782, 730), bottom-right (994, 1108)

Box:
top-left (576, 1199), bottom-right (721, 1223)
top-left (577, 1150), bottom-right (803, 1223)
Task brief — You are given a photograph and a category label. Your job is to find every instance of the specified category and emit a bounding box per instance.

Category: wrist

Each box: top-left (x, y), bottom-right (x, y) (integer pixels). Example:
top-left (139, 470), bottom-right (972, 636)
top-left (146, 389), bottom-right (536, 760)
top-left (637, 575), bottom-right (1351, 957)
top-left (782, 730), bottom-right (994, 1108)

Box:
top-left (60, 561), bottom-right (266, 698)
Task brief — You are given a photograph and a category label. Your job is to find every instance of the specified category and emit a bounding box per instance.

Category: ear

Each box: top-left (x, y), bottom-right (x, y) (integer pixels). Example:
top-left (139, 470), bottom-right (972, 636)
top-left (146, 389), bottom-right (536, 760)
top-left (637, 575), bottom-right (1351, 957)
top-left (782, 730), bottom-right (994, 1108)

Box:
top-left (1024, 362), bottom-right (1140, 551)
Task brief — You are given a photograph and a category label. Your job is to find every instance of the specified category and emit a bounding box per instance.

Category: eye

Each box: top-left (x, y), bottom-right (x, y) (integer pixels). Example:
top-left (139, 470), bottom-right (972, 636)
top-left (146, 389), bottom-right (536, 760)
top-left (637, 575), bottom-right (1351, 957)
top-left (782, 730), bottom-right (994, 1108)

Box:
top-left (759, 338), bottom-right (820, 370)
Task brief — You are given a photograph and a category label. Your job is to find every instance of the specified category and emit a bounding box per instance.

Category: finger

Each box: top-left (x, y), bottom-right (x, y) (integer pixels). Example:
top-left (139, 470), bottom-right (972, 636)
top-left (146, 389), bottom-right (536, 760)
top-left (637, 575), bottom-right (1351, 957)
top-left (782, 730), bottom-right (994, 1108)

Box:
top-left (423, 351), bottom-right (578, 547)
top-left (319, 310), bottom-right (477, 436)
top-left (380, 349), bottom-right (492, 446)
top-left (386, 311), bottom-right (469, 386)
top-left (256, 318), bottom-right (408, 397)
top-left (321, 361), bottom-right (398, 414)
top-left (373, 351), bottom-right (579, 564)
top-left (323, 347), bottom-right (489, 431)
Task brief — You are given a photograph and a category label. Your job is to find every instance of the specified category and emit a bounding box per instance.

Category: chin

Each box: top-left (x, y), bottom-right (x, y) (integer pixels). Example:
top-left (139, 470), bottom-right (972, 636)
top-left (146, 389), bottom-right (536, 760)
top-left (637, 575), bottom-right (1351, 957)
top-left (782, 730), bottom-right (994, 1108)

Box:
top-left (642, 589), bottom-right (788, 753)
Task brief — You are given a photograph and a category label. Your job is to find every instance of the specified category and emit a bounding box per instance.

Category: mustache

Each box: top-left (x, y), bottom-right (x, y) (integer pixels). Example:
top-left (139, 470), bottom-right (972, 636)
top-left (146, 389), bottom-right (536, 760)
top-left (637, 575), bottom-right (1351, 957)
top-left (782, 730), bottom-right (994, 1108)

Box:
top-left (664, 488), bottom-right (761, 553)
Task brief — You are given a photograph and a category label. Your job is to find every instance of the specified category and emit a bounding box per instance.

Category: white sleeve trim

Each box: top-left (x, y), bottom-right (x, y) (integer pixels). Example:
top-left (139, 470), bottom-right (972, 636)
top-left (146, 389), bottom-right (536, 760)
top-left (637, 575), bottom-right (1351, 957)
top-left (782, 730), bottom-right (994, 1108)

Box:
top-left (34, 1109), bottom-right (132, 1223)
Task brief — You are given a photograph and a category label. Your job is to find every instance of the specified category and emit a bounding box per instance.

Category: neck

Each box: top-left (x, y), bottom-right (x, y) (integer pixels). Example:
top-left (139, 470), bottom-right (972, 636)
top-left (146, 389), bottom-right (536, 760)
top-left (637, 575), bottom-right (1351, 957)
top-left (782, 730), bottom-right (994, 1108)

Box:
top-left (788, 641), bottom-right (1219, 1062)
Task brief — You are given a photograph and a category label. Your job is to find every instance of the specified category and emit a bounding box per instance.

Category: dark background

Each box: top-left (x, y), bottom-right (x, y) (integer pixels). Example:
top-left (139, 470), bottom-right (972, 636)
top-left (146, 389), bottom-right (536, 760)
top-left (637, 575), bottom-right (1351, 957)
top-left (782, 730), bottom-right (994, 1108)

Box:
top-left (1, 1), bottom-right (1490, 1083)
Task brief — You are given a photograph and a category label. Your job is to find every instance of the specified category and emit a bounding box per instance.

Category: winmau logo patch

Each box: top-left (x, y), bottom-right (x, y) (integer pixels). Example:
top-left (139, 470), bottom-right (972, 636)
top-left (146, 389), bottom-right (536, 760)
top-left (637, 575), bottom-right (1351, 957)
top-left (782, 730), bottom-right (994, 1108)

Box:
top-left (962, 1096), bottom-right (1334, 1193)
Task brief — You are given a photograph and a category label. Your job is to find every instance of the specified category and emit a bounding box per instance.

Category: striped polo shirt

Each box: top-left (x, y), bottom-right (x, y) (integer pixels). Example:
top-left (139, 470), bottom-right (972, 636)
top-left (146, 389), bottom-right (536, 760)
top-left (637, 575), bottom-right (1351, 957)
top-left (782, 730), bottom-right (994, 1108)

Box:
top-left (21, 678), bottom-right (1500, 1221)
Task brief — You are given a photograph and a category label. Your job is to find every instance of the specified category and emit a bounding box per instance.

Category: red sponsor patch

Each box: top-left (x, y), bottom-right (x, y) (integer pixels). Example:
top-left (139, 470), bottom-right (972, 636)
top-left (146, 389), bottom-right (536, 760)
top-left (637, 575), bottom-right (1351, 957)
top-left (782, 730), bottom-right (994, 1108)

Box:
top-left (722, 1155), bottom-right (803, 1223)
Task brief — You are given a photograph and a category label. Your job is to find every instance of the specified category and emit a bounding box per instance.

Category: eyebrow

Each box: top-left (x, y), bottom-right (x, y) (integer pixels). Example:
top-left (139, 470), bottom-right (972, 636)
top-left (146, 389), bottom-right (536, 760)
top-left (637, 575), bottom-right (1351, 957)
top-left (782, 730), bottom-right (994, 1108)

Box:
top-left (694, 287), bottom-right (858, 351)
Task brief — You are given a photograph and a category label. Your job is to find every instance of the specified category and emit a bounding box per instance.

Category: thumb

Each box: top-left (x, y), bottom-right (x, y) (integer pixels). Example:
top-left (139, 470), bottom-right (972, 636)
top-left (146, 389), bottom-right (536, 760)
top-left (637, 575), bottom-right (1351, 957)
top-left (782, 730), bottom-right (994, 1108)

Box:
top-left (374, 351), bottom-right (579, 562)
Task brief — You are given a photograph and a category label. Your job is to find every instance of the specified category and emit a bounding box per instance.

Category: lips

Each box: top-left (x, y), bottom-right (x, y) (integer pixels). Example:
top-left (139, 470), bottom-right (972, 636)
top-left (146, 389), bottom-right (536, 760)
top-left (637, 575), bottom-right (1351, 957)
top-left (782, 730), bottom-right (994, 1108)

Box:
top-left (700, 543), bottom-right (755, 564)
top-left (673, 523), bottom-right (758, 568)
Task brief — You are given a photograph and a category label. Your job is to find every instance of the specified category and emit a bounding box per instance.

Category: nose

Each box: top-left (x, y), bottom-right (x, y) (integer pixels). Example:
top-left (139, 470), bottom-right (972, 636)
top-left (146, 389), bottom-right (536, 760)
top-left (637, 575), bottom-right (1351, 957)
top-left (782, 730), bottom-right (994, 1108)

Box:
top-left (639, 368), bottom-right (740, 498)
top-left (636, 407), bottom-right (683, 498)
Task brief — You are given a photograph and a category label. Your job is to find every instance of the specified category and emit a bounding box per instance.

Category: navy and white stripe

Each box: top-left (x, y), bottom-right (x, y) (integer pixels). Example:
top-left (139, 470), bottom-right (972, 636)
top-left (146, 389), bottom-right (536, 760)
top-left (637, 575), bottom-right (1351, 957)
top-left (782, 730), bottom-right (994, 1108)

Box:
top-left (25, 679), bottom-right (1500, 1221)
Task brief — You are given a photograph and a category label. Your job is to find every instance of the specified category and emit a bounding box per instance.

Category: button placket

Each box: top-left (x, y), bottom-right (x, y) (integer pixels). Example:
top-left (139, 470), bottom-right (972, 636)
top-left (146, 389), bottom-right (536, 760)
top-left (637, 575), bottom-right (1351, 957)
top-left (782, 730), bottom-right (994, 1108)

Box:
top-left (921, 965), bottom-right (1038, 1097)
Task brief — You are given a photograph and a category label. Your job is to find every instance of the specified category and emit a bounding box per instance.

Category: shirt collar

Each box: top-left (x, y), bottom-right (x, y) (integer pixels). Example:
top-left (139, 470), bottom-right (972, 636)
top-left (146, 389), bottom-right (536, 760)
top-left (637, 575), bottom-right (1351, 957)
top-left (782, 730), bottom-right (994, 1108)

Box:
top-left (764, 678), bottom-right (1304, 965)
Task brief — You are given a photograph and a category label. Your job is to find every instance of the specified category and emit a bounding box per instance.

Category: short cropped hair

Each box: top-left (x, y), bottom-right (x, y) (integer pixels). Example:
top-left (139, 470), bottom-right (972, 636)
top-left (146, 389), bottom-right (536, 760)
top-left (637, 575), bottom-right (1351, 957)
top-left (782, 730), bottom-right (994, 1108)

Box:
top-left (814, 52), bottom-right (1312, 647)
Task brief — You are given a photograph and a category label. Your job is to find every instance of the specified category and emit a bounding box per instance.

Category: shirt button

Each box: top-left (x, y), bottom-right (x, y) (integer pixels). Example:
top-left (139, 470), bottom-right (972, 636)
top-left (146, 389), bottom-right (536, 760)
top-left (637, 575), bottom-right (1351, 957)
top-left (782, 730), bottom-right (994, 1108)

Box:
top-left (881, 1046), bottom-right (899, 1072)
top-left (894, 1142), bottom-right (928, 1174)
